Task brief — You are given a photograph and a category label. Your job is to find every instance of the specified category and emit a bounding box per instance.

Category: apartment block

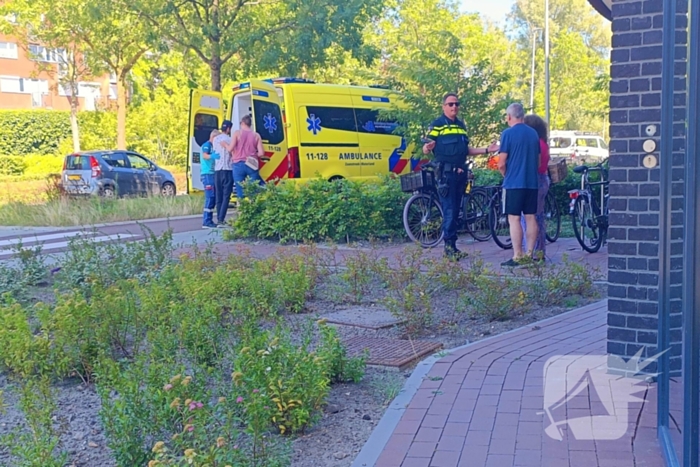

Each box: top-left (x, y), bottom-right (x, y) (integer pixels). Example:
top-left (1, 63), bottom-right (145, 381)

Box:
top-left (0, 32), bottom-right (116, 111)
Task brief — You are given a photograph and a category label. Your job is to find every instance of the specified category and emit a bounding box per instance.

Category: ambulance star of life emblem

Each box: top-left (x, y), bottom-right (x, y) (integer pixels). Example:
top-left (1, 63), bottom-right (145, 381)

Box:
top-left (307, 114), bottom-right (322, 135)
top-left (263, 113), bottom-right (277, 133)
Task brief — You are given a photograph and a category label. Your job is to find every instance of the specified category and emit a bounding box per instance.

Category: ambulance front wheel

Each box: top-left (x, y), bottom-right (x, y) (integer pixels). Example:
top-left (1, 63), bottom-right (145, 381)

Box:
top-left (402, 193), bottom-right (444, 248)
top-left (329, 176), bottom-right (344, 182)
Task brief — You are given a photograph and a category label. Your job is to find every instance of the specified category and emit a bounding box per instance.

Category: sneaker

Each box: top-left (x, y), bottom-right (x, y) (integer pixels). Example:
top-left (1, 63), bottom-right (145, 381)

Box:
top-left (202, 223), bottom-right (217, 229)
top-left (216, 222), bottom-right (229, 228)
top-left (500, 258), bottom-right (523, 268)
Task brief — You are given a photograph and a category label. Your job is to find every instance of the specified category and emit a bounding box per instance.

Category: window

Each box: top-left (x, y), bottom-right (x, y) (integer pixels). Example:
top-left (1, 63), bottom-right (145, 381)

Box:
top-left (0, 42), bottom-right (18, 59)
top-left (28, 44), bottom-right (65, 63)
top-left (102, 152), bottom-right (127, 168)
top-left (550, 137), bottom-right (572, 149)
top-left (193, 113), bottom-right (219, 147)
top-left (577, 138), bottom-right (599, 148)
top-left (599, 139), bottom-right (608, 150)
top-left (65, 155), bottom-right (91, 170)
top-left (0, 76), bottom-right (48, 94)
top-left (305, 106), bottom-right (357, 133)
top-left (127, 153), bottom-right (151, 170)
top-left (253, 100), bottom-right (284, 145)
top-left (355, 109), bottom-right (399, 135)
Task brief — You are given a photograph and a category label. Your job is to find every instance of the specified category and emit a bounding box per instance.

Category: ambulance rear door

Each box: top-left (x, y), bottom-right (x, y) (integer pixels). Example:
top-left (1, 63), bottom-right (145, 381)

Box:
top-left (187, 89), bottom-right (223, 193)
top-left (351, 91), bottom-right (406, 179)
top-left (249, 80), bottom-right (288, 183)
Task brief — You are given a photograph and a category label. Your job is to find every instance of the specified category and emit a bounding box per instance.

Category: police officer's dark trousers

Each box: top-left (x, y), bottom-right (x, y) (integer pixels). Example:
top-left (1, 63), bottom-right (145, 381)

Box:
top-left (439, 168), bottom-right (468, 250)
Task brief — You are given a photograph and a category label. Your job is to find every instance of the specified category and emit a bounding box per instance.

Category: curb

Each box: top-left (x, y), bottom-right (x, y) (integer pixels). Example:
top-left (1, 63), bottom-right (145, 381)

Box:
top-left (0, 215), bottom-right (201, 232)
top-left (350, 299), bottom-right (608, 467)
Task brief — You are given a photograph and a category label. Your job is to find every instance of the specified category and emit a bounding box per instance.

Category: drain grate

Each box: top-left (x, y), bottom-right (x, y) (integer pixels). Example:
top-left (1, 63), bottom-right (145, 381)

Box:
top-left (343, 337), bottom-right (443, 370)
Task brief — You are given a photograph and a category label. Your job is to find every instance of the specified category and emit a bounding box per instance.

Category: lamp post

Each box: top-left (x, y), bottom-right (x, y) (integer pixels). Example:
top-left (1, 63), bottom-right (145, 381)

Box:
top-left (530, 27), bottom-right (542, 112)
top-left (544, 0), bottom-right (550, 125)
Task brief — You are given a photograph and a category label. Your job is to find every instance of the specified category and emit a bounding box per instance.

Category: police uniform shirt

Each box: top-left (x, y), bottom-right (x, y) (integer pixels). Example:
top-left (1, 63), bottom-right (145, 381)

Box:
top-left (427, 115), bottom-right (470, 166)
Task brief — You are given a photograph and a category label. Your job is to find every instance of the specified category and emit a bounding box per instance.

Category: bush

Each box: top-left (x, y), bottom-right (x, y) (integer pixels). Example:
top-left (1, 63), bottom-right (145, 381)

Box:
top-left (0, 156), bottom-right (27, 176)
top-left (232, 176), bottom-right (409, 243)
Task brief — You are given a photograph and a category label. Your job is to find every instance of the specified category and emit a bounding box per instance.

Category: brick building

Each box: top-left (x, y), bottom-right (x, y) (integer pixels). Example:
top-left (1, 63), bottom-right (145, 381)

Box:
top-left (0, 29), bottom-right (116, 111)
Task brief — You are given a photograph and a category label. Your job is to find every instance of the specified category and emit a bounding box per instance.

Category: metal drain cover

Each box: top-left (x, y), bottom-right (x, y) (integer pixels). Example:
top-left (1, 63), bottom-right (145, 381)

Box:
top-left (343, 337), bottom-right (443, 369)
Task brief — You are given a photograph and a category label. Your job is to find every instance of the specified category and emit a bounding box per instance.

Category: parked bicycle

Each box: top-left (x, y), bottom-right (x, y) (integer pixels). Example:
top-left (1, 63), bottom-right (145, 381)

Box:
top-left (568, 161), bottom-right (609, 253)
top-left (487, 184), bottom-right (561, 250)
top-left (401, 159), bottom-right (491, 248)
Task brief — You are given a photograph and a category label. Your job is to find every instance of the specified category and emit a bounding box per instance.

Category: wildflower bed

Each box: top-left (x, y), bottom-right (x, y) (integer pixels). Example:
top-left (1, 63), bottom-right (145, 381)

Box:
top-left (0, 229), bottom-right (604, 467)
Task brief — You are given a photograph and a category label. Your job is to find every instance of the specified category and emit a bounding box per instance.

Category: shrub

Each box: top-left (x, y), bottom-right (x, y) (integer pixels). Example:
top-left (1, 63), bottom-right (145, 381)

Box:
top-left (232, 176), bottom-right (409, 243)
top-left (0, 155), bottom-right (26, 176)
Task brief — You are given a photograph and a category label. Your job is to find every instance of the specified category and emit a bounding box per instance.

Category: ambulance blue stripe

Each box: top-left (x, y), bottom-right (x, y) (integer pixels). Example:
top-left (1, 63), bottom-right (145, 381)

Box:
top-left (253, 90), bottom-right (269, 97)
top-left (362, 96), bottom-right (390, 103)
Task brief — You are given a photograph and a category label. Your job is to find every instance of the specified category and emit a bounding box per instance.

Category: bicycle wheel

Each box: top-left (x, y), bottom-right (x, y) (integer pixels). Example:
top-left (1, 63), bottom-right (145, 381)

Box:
top-left (489, 192), bottom-right (512, 250)
top-left (403, 193), bottom-right (444, 248)
top-left (545, 190), bottom-right (561, 243)
top-left (464, 188), bottom-right (491, 242)
top-left (571, 196), bottom-right (603, 253)
top-left (464, 189), bottom-right (491, 242)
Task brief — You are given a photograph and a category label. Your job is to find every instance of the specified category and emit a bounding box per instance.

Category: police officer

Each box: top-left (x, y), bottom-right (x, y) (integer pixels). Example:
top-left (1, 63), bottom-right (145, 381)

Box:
top-left (423, 93), bottom-right (499, 259)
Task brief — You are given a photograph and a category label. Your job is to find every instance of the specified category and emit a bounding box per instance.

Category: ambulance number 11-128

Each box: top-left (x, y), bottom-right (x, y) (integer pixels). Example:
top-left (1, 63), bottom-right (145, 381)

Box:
top-left (306, 153), bottom-right (328, 161)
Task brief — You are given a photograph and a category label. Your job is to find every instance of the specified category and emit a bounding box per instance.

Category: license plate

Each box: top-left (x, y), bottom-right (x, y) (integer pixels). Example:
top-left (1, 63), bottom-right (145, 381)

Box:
top-left (68, 175), bottom-right (81, 180)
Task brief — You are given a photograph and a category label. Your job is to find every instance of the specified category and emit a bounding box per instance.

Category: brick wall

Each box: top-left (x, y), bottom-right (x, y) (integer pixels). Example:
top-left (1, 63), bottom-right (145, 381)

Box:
top-left (606, 0), bottom-right (686, 375)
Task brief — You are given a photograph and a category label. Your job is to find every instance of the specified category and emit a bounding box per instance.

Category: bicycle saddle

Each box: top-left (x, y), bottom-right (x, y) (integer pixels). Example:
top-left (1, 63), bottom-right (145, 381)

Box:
top-left (573, 165), bottom-right (588, 174)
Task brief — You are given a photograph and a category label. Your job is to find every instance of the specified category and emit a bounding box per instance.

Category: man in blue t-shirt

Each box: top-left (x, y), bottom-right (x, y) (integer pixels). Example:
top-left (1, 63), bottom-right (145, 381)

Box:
top-left (497, 103), bottom-right (541, 267)
top-left (200, 129), bottom-right (220, 229)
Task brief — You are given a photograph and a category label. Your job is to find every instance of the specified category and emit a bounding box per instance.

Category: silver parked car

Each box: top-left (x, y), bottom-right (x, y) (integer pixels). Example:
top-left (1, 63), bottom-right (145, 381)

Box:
top-left (61, 150), bottom-right (177, 198)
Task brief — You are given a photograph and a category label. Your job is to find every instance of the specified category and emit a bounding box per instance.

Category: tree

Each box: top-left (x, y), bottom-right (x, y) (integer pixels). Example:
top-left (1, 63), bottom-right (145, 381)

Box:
top-left (0, 0), bottom-right (101, 152)
top-left (128, 0), bottom-right (384, 91)
top-left (367, 0), bottom-right (512, 154)
top-left (507, 0), bottom-right (611, 133)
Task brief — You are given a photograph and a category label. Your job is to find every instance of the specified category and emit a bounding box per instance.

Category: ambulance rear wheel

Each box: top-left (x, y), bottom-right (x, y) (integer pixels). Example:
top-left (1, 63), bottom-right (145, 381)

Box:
top-left (403, 193), bottom-right (444, 248)
top-left (329, 176), bottom-right (344, 182)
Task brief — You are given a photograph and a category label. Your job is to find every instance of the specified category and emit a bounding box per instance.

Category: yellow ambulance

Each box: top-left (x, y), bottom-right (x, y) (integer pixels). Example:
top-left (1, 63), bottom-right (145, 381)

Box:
top-left (186, 77), bottom-right (425, 193)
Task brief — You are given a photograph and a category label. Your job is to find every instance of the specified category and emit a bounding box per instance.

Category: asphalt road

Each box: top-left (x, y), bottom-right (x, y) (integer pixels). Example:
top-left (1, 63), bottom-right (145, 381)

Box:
top-left (0, 215), bottom-right (219, 261)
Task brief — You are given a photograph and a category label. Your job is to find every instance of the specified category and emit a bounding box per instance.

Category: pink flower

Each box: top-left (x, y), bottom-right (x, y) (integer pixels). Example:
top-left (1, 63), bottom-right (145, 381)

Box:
top-left (187, 425), bottom-right (194, 432)
top-left (163, 384), bottom-right (173, 391)
top-left (196, 402), bottom-right (203, 409)
top-left (233, 445), bottom-right (239, 450)
top-left (189, 402), bottom-right (197, 411)
top-left (253, 389), bottom-right (259, 394)
top-left (236, 396), bottom-right (244, 403)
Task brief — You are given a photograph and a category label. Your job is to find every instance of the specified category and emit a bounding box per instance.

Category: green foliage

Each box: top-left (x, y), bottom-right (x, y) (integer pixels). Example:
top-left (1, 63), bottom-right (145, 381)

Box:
top-left (0, 155), bottom-right (27, 176)
top-left (232, 176), bottom-right (408, 243)
top-left (317, 320), bottom-right (366, 383)
top-left (0, 111), bottom-right (72, 155)
top-left (0, 377), bottom-right (67, 467)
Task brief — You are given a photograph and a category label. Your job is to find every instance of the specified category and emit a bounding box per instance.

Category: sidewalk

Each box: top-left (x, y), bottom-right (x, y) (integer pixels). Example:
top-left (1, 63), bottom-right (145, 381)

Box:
top-left (351, 300), bottom-right (669, 467)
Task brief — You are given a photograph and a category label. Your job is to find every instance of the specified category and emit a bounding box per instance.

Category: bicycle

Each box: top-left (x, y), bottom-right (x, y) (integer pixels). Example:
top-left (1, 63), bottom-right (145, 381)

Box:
top-left (401, 160), bottom-right (491, 247)
top-left (568, 161), bottom-right (609, 253)
top-left (487, 184), bottom-right (561, 250)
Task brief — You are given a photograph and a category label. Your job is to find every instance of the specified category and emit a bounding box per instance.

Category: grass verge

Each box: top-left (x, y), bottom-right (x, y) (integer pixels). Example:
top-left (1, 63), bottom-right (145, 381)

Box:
top-left (0, 195), bottom-right (201, 227)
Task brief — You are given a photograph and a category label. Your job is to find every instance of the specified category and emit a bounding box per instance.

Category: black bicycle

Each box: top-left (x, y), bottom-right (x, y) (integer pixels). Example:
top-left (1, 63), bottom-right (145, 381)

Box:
top-left (568, 162), bottom-right (609, 253)
top-left (487, 185), bottom-right (561, 250)
top-left (401, 160), bottom-right (491, 248)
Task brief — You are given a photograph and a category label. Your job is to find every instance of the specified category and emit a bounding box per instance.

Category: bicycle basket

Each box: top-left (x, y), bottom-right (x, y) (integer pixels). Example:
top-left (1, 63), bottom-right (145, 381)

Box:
top-left (548, 159), bottom-right (568, 184)
top-left (400, 171), bottom-right (434, 192)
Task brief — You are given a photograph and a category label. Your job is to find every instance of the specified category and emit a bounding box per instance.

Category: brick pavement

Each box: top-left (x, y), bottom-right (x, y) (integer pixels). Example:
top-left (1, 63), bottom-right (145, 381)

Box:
top-left (353, 300), bottom-right (671, 467)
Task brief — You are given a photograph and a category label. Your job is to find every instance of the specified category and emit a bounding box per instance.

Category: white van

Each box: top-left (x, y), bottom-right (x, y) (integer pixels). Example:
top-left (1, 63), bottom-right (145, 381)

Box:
top-left (549, 131), bottom-right (609, 165)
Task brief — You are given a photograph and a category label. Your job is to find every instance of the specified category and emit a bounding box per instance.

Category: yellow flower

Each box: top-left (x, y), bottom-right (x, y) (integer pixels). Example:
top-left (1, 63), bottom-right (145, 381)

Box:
top-left (170, 374), bottom-right (182, 384)
top-left (218, 397), bottom-right (226, 404)
top-left (240, 347), bottom-right (251, 355)
top-left (216, 437), bottom-right (226, 448)
top-left (184, 448), bottom-right (196, 458)
top-left (170, 397), bottom-right (181, 409)
top-left (257, 349), bottom-right (265, 356)
top-left (182, 376), bottom-right (192, 386)
top-left (270, 337), bottom-right (279, 347)
top-left (317, 318), bottom-right (328, 325)
top-left (152, 441), bottom-right (165, 453)
top-left (232, 371), bottom-right (243, 385)
top-left (148, 461), bottom-right (160, 467)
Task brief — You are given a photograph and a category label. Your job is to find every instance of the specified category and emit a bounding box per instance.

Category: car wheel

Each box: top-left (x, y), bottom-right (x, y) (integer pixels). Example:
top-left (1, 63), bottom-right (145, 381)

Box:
top-left (161, 182), bottom-right (176, 196)
top-left (101, 186), bottom-right (116, 198)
